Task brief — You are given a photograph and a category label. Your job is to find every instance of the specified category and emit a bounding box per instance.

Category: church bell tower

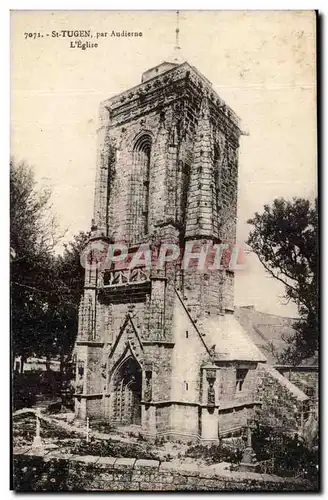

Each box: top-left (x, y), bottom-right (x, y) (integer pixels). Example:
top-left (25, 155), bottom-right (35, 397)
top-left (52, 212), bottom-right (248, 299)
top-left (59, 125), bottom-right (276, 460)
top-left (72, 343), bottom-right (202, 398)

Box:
top-left (73, 23), bottom-right (264, 441)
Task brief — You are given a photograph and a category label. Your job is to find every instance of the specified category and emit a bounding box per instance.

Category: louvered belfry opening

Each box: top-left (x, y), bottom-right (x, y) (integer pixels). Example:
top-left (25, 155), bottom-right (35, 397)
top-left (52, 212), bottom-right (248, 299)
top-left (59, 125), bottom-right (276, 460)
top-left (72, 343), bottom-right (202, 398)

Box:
top-left (130, 134), bottom-right (152, 244)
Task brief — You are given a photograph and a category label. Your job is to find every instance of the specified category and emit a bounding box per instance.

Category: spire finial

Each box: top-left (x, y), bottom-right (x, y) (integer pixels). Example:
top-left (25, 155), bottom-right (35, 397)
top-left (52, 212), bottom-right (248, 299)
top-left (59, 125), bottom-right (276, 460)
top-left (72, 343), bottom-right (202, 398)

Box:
top-left (175, 10), bottom-right (180, 49)
top-left (167, 10), bottom-right (184, 65)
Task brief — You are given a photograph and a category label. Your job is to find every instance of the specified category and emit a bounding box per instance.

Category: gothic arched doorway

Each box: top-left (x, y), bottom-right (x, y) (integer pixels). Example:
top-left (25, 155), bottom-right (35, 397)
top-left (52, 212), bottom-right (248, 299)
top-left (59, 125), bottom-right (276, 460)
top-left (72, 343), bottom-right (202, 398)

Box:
top-left (111, 356), bottom-right (142, 426)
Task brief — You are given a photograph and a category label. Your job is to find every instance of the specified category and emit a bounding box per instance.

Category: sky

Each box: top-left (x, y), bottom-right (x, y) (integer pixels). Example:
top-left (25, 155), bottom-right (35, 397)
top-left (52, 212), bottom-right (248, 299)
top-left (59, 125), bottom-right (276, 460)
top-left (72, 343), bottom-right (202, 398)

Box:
top-left (10, 10), bottom-right (317, 317)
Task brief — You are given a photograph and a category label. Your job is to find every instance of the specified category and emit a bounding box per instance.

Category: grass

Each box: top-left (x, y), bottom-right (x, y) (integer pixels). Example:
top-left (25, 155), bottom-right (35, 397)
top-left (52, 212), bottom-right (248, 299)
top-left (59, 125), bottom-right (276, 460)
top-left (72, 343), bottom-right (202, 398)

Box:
top-left (13, 414), bottom-right (244, 465)
top-left (13, 414), bottom-right (82, 447)
top-left (14, 413), bottom-right (318, 482)
top-left (185, 439), bottom-right (245, 465)
top-left (68, 437), bottom-right (161, 460)
top-left (13, 414), bottom-right (162, 461)
top-left (89, 420), bottom-right (113, 435)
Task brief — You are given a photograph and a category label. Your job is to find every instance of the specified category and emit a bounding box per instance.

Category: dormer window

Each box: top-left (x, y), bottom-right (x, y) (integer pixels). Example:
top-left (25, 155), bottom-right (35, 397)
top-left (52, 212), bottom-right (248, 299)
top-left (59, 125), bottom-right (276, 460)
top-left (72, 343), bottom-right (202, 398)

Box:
top-left (236, 368), bottom-right (248, 392)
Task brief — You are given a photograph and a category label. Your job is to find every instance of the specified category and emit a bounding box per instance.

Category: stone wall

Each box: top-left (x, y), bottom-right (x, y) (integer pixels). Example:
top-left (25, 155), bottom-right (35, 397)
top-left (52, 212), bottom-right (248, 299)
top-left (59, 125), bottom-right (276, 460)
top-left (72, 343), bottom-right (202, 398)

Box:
top-left (219, 406), bottom-right (248, 436)
top-left (13, 450), bottom-right (314, 492)
top-left (145, 344), bottom-right (173, 403)
top-left (171, 294), bottom-right (207, 404)
top-left (255, 365), bottom-right (307, 432)
top-left (281, 369), bottom-right (318, 400)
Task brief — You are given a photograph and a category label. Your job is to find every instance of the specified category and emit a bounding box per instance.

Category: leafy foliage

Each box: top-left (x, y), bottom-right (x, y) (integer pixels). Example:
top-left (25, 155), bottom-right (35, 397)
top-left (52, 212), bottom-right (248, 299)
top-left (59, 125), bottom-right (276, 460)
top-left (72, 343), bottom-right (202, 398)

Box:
top-left (38, 231), bottom-right (89, 373)
top-left (13, 455), bottom-right (74, 492)
top-left (13, 413), bottom-right (80, 446)
top-left (247, 197), bottom-right (318, 363)
top-left (252, 425), bottom-right (319, 482)
top-left (69, 436), bottom-right (160, 460)
top-left (185, 440), bottom-right (245, 464)
top-left (12, 371), bottom-right (63, 410)
top-left (11, 159), bottom-right (58, 362)
top-left (54, 231), bottom-right (89, 362)
top-left (11, 159), bottom-right (88, 375)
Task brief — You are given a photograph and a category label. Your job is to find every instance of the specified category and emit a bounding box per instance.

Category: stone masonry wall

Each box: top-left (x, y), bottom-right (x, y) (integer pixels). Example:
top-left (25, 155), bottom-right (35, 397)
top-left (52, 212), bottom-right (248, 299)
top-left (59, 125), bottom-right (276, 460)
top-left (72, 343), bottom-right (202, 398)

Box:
top-left (219, 406), bottom-right (250, 436)
top-left (145, 344), bottom-right (173, 403)
top-left (284, 370), bottom-right (318, 400)
top-left (255, 365), bottom-right (306, 432)
top-left (13, 451), bottom-right (313, 492)
top-left (217, 365), bottom-right (260, 437)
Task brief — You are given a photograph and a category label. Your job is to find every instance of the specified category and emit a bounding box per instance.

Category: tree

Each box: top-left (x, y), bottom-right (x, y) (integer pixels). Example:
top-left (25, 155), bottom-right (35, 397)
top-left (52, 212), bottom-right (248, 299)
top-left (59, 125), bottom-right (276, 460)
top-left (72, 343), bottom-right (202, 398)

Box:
top-left (10, 159), bottom-right (58, 368)
top-left (54, 231), bottom-right (89, 368)
top-left (11, 158), bottom-right (90, 406)
top-left (247, 197), bottom-right (318, 364)
top-left (56, 231), bottom-right (89, 309)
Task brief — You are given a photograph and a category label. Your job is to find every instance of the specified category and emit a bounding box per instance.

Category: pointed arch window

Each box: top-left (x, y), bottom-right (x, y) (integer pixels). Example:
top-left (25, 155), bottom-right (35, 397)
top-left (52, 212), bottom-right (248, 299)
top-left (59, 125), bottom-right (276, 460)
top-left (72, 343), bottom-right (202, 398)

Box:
top-left (131, 134), bottom-right (152, 241)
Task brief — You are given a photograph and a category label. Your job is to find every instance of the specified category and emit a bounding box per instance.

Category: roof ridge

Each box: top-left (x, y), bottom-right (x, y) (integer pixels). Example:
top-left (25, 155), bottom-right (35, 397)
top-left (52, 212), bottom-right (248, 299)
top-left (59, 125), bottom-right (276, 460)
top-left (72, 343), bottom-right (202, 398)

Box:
top-left (236, 306), bottom-right (299, 321)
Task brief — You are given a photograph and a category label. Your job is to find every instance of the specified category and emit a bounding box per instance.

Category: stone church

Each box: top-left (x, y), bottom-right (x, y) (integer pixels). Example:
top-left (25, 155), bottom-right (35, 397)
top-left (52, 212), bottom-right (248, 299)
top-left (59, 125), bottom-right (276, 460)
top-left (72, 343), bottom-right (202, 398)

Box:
top-left (73, 55), bottom-right (271, 442)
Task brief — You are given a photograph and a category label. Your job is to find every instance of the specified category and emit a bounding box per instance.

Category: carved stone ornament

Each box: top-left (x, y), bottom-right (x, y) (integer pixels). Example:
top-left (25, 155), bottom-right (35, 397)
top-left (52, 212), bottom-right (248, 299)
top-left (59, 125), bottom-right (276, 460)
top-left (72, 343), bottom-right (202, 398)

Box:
top-left (206, 369), bottom-right (216, 407)
top-left (75, 380), bottom-right (83, 395)
top-left (78, 360), bottom-right (85, 379)
top-left (144, 371), bottom-right (152, 403)
top-left (206, 369), bottom-right (216, 381)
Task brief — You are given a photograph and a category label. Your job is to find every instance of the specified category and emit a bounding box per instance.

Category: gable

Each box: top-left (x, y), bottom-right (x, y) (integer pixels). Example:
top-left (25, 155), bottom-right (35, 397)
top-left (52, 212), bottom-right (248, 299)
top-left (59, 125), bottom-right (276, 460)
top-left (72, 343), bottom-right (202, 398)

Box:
top-left (173, 290), bottom-right (212, 356)
top-left (108, 314), bottom-right (144, 371)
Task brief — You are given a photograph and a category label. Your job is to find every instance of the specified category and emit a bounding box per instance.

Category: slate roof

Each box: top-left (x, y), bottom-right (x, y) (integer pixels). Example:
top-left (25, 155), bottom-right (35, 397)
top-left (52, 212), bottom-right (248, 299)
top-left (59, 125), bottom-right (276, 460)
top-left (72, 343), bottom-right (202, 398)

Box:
top-left (175, 290), bottom-right (266, 362)
top-left (234, 306), bottom-right (318, 366)
top-left (200, 313), bottom-right (267, 363)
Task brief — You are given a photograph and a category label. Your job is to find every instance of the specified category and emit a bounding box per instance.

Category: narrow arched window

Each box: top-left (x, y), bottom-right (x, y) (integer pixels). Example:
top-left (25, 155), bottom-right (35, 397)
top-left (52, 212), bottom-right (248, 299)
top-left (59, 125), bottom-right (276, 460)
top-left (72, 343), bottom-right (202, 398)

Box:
top-left (180, 162), bottom-right (190, 229)
top-left (131, 134), bottom-right (152, 242)
top-left (213, 143), bottom-right (221, 236)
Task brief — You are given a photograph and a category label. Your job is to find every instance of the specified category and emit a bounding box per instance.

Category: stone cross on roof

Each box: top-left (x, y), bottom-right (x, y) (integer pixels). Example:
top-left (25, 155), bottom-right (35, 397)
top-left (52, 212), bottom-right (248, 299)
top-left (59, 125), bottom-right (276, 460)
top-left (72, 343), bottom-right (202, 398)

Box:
top-left (175, 11), bottom-right (180, 51)
top-left (169, 10), bottom-right (184, 65)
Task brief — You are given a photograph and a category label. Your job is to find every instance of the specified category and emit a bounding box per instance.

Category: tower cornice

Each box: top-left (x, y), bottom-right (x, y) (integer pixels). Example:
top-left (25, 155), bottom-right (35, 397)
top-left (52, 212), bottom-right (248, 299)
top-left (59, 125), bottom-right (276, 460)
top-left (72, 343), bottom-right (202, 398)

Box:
top-left (100, 62), bottom-right (242, 134)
